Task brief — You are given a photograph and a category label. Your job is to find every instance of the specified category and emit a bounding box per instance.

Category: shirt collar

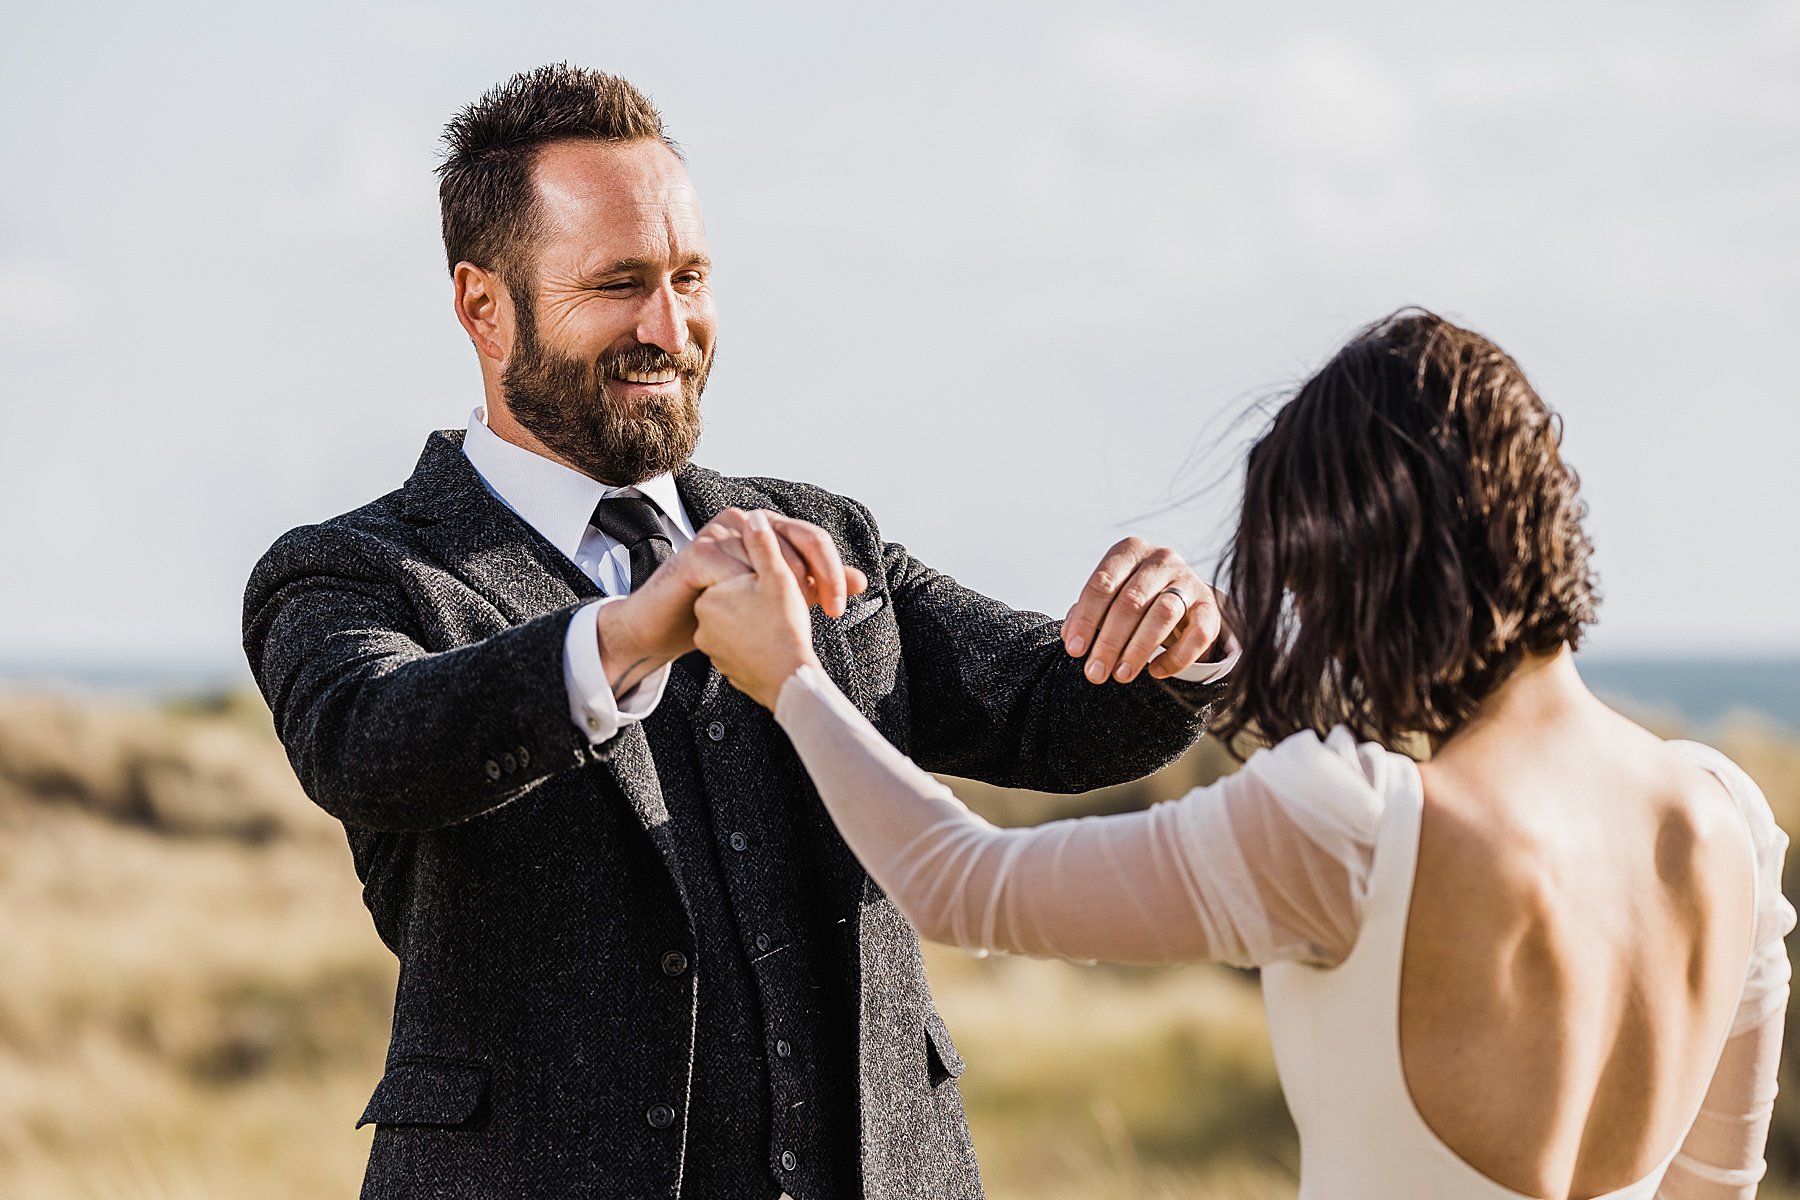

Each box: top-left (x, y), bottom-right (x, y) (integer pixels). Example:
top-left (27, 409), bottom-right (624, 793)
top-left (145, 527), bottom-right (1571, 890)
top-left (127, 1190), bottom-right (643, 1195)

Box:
top-left (462, 407), bottom-right (695, 558)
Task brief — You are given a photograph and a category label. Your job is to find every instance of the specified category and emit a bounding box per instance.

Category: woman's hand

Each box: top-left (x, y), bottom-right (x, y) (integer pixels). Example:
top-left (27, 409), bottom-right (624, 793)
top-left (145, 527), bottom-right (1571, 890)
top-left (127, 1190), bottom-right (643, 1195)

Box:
top-left (693, 511), bottom-right (824, 710)
top-left (694, 507), bottom-right (868, 617)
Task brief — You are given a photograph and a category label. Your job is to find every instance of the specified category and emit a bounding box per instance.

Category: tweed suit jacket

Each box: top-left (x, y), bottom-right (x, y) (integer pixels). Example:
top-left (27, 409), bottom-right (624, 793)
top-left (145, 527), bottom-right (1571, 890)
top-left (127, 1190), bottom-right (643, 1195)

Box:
top-left (242, 429), bottom-right (1223, 1200)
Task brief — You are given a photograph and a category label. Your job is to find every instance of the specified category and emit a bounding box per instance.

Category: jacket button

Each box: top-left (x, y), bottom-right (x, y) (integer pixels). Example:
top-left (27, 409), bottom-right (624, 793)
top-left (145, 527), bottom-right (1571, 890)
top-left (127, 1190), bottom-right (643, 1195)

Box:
top-left (646, 1104), bottom-right (675, 1129)
top-left (661, 951), bottom-right (689, 976)
top-left (755, 933), bottom-right (771, 953)
top-left (501, 753), bottom-right (517, 773)
top-left (729, 831), bottom-right (748, 852)
top-left (517, 746), bottom-right (530, 767)
top-left (780, 1150), bottom-right (798, 1171)
top-left (776, 1039), bottom-right (792, 1059)
top-left (483, 759), bottom-right (501, 780)
top-left (706, 720), bottom-right (727, 742)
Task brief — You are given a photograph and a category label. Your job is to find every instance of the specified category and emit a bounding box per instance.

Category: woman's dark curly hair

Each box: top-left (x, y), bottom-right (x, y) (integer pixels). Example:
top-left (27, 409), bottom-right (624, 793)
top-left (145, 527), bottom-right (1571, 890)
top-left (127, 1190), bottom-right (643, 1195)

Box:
top-left (1210, 309), bottom-right (1599, 752)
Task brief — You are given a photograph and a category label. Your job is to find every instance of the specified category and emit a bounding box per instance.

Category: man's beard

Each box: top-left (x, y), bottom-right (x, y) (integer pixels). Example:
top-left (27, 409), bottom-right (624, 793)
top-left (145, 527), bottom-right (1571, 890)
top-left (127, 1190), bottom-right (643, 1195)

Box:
top-left (501, 304), bottom-right (710, 486)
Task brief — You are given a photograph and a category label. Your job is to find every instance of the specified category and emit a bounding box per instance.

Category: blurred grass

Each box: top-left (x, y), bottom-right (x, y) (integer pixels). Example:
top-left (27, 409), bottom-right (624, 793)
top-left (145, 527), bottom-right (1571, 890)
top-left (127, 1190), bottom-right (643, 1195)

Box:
top-left (0, 685), bottom-right (1796, 1199)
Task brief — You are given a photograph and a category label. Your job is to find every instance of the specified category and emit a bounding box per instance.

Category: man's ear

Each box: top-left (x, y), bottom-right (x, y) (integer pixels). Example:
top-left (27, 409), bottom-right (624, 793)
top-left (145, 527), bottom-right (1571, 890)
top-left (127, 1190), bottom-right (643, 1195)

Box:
top-left (452, 262), bottom-right (511, 364)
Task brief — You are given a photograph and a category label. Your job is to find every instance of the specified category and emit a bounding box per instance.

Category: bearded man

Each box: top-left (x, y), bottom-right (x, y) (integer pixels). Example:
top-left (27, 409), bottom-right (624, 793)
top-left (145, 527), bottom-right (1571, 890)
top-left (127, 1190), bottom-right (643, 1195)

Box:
top-left (243, 64), bottom-right (1236, 1200)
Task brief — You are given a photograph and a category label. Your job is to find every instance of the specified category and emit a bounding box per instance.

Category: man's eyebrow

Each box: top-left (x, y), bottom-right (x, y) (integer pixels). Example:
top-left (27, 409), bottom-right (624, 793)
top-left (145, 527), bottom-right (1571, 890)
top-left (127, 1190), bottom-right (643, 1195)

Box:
top-left (582, 254), bottom-right (712, 279)
top-left (584, 256), bottom-right (654, 278)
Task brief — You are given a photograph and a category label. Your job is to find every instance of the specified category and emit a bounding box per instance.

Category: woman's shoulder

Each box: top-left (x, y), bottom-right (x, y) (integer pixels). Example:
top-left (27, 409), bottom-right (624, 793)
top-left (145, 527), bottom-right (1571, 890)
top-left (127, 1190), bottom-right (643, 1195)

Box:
top-left (1664, 739), bottom-right (1785, 849)
top-left (1226, 727), bottom-right (1420, 841)
top-left (1245, 725), bottom-right (1420, 798)
top-left (1665, 739), bottom-right (1795, 976)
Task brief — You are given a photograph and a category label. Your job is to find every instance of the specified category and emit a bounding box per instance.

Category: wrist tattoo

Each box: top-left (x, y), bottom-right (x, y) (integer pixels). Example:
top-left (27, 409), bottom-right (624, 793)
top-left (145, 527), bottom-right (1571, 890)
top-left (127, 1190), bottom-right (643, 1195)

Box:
top-left (611, 657), bottom-right (654, 697)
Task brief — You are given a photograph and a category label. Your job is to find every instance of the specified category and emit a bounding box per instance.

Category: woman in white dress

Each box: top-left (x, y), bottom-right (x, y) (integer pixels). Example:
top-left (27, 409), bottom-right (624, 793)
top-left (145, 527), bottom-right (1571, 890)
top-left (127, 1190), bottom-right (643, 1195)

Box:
top-left (690, 311), bottom-right (1794, 1199)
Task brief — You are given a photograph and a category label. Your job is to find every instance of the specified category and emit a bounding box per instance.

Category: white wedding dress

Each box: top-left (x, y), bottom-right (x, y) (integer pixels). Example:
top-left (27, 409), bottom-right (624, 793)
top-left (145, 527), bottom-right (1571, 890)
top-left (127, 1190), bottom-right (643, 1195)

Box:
top-left (772, 666), bottom-right (1794, 1198)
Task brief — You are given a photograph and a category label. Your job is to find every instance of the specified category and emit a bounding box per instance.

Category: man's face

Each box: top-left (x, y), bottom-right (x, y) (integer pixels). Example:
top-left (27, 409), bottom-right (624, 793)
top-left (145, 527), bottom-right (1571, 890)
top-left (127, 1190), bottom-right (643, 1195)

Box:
top-left (500, 139), bottom-right (717, 485)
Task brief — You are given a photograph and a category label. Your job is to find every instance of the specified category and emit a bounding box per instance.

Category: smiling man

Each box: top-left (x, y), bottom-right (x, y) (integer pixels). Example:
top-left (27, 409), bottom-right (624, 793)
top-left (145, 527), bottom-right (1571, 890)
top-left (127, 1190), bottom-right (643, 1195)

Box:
top-left (243, 64), bottom-right (1235, 1200)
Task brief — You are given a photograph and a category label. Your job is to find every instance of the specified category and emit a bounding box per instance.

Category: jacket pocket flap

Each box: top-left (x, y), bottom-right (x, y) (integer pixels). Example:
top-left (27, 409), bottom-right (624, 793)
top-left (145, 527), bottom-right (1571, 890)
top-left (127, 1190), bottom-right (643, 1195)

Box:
top-left (356, 1059), bottom-right (490, 1129)
top-left (838, 595), bottom-right (887, 630)
top-left (925, 1011), bottom-right (965, 1084)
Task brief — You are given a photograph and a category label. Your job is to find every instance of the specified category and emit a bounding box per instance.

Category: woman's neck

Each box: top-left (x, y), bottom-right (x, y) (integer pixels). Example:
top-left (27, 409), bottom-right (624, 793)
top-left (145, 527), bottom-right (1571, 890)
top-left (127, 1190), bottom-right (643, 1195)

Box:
top-left (1432, 645), bottom-right (1595, 753)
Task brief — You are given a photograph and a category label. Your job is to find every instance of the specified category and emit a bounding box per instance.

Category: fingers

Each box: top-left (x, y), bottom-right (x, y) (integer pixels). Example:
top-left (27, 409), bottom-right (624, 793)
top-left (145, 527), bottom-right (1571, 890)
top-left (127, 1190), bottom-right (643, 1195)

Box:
top-left (703, 509), bottom-right (809, 600)
top-left (694, 523), bottom-right (752, 568)
top-left (742, 511), bottom-right (788, 580)
top-left (1146, 587), bottom-right (1224, 679)
top-left (680, 535), bottom-right (755, 591)
top-left (1068, 539), bottom-right (1211, 684)
top-left (1063, 537), bottom-right (1152, 660)
top-left (766, 513), bottom-right (850, 618)
top-left (703, 508), bottom-right (860, 618)
top-left (1112, 590), bottom-right (1190, 684)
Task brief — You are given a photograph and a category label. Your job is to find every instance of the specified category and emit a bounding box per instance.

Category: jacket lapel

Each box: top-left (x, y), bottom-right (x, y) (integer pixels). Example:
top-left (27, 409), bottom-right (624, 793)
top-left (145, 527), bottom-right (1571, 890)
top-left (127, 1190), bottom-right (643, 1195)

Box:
top-left (399, 431), bottom-right (685, 912)
top-left (400, 430), bottom-right (599, 617)
top-left (669, 465), bottom-right (732, 709)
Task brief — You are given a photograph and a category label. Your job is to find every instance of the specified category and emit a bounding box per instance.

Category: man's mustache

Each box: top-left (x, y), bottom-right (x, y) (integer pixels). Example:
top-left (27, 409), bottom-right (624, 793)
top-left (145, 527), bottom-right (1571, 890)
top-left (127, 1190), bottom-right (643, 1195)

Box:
top-left (596, 343), bottom-right (707, 381)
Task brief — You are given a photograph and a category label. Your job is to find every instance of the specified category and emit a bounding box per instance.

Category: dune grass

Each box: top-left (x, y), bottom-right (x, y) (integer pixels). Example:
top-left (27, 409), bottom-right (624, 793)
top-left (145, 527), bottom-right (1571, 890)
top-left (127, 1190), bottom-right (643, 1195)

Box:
top-left (1, 685), bottom-right (1796, 1199)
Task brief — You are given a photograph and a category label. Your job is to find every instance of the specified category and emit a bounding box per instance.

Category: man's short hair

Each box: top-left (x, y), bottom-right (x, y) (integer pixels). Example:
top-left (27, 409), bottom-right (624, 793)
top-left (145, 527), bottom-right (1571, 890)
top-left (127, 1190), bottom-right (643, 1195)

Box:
top-left (437, 63), bottom-right (677, 285)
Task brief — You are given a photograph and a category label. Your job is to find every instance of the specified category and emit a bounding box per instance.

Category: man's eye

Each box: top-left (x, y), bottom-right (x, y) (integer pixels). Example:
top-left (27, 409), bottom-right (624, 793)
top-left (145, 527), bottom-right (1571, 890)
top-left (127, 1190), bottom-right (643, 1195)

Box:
top-left (595, 282), bottom-right (635, 294)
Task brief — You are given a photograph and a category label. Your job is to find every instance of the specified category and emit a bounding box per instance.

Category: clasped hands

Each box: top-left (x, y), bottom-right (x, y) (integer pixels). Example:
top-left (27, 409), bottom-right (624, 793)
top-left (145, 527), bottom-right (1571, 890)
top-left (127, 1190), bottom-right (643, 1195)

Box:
top-left (595, 508), bottom-right (1224, 711)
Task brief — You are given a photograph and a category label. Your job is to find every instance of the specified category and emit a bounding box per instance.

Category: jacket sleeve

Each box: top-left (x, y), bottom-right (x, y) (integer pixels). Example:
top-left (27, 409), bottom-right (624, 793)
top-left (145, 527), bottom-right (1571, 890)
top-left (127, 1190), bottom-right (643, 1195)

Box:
top-left (242, 524), bottom-right (593, 832)
top-left (874, 524), bottom-right (1223, 794)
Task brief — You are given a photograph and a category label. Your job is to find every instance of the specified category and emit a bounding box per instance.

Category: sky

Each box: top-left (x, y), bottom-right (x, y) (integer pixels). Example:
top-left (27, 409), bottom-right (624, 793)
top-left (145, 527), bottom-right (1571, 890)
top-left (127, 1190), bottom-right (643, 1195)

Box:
top-left (2, 0), bottom-right (1797, 680)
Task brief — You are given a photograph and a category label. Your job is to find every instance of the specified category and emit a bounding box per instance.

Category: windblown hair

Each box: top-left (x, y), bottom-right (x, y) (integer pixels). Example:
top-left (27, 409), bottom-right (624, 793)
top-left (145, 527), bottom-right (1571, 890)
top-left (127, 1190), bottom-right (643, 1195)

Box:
top-left (437, 64), bottom-right (677, 283)
top-left (1211, 310), bottom-right (1599, 752)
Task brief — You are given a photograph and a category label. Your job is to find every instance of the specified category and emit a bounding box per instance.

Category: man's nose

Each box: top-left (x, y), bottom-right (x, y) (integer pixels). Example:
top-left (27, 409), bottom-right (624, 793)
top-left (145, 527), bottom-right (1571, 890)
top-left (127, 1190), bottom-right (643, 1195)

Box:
top-left (635, 283), bottom-right (689, 356)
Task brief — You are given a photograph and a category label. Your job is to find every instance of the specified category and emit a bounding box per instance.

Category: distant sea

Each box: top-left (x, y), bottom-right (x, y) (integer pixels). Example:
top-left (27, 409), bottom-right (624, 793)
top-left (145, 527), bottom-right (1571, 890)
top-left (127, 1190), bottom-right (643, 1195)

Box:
top-left (1, 655), bottom-right (1796, 734)
top-left (1576, 656), bottom-right (1800, 734)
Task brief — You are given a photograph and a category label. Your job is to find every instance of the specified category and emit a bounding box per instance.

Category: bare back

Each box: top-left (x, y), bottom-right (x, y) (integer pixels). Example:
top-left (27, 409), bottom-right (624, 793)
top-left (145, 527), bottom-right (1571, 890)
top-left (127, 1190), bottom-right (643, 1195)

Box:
top-left (1407, 693), bottom-right (1756, 1197)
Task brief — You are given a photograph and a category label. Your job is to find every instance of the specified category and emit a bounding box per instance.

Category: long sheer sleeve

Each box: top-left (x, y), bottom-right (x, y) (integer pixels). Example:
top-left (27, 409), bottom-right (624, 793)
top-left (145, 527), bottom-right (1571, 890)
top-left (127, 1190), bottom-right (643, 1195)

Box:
top-left (1659, 742), bottom-right (1796, 1199)
top-left (775, 665), bottom-right (1389, 969)
top-left (1659, 1006), bottom-right (1785, 1199)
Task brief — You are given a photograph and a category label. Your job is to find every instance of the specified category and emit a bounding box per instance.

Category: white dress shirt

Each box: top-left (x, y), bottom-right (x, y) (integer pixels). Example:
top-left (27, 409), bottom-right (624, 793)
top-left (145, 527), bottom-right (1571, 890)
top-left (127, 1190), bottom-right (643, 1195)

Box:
top-left (463, 407), bottom-right (687, 744)
top-left (460, 406), bottom-right (1238, 747)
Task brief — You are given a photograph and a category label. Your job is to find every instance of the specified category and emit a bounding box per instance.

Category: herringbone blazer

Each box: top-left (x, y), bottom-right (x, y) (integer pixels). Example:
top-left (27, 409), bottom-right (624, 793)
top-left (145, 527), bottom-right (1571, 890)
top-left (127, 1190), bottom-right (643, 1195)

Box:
top-left (242, 430), bottom-right (1221, 1199)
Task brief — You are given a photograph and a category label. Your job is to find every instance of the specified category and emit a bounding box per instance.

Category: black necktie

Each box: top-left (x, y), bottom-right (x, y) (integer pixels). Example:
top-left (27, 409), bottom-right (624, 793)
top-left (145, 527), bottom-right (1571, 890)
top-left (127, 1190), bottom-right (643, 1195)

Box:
top-left (590, 495), bottom-right (675, 592)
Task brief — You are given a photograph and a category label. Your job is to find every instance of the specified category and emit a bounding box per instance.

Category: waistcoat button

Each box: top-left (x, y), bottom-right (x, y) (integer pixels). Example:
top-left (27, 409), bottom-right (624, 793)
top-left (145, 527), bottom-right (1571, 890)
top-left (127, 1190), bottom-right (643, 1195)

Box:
top-left (780, 1150), bottom-right (798, 1171)
top-left (661, 951), bottom-right (689, 976)
top-left (755, 933), bottom-right (771, 953)
top-left (729, 831), bottom-right (749, 852)
top-left (706, 720), bottom-right (727, 742)
top-left (646, 1104), bottom-right (676, 1129)
top-left (776, 1039), bottom-right (792, 1058)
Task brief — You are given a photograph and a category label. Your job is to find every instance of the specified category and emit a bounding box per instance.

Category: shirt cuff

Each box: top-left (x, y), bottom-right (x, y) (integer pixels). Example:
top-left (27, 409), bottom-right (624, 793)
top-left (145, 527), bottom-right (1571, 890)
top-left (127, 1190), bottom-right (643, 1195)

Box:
top-left (564, 598), bottom-right (671, 744)
top-left (1165, 633), bottom-right (1241, 685)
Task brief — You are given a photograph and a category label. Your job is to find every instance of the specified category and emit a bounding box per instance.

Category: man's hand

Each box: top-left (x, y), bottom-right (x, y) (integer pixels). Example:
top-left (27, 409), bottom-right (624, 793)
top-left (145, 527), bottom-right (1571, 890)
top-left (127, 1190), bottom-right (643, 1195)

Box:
top-left (596, 509), bottom-right (865, 695)
top-left (693, 512), bottom-right (824, 711)
top-left (1061, 537), bottom-right (1223, 685)
top-left (699, 508), bottom-right (868, 619)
